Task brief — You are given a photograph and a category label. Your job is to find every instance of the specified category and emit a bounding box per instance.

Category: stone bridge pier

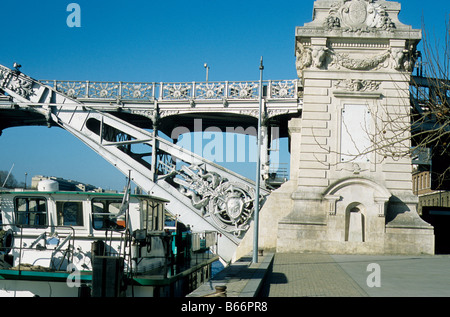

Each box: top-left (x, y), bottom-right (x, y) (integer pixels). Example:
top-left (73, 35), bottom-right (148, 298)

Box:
top-left (236, 0), bottom-right (434, 258)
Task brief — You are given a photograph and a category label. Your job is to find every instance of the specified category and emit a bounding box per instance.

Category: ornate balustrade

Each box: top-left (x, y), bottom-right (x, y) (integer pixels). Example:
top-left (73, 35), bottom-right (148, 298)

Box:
top-left (40, 79), bottom-right (300, 102)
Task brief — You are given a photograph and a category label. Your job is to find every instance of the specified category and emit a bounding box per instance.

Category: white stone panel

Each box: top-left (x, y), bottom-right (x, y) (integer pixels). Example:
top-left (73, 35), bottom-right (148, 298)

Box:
top-left (340, 104), bottom-right (372, 163)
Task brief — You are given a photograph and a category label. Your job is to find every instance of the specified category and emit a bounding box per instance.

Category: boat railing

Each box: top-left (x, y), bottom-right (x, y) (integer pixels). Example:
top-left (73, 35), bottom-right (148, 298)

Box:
top-left (6, 225), bottom-right (137, 273)
top-left (102, 228), bottom-right (128, 258)
top-left (0, 222), bottom-right (220, 276)
top-left (0, 224), bottom-right (76, 272)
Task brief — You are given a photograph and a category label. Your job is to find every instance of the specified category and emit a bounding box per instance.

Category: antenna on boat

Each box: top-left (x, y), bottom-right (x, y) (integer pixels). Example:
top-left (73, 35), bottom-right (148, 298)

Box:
top-left (2, 164), bottom-right (14, 188)
top-left (124, 170), bottom-right (132, 229)
top-left (121, 170), bottom-right (132, 261)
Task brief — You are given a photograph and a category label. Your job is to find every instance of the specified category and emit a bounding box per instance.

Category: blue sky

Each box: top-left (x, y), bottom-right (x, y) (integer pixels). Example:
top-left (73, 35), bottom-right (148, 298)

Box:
top-left (0, 0), bottom-right (448, 191)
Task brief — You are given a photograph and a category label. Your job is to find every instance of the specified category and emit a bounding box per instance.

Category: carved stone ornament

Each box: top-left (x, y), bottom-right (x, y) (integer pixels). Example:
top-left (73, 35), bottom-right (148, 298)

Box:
top-left (296, 43), bottom-right (392, 75)
top-left (335, 79), bottom-right (381, 92)
top-left (325, 0), bottom-right (396, 33)
top-left (331, 49), bottom-right (391, 70)
top-left (296, 43), bottom-right (418, 75)
top-left (295, 43), bottom-right (313, 76)
top-left (173, 164), bottom-right (257, 237)
top-left (391, 47), bottom-right (417, 72)
top-left (295, 43), bottom-right (330, 76)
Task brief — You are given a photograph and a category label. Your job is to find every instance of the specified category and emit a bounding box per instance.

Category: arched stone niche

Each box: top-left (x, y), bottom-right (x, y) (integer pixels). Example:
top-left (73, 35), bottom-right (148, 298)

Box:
top-left (323, 177), bottom-right (390, 244)
top-left (345, 202), bottom-right (365, 242)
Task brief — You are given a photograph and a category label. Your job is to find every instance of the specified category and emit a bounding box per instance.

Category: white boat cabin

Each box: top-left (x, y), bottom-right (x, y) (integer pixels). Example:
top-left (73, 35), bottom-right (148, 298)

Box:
top-left (0, 181), bottom-right (169, 273)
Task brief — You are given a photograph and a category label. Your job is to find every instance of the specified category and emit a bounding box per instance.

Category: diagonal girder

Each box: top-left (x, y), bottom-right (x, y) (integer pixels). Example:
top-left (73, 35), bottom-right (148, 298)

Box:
top-left (0, 64), bottom-right (268, 262)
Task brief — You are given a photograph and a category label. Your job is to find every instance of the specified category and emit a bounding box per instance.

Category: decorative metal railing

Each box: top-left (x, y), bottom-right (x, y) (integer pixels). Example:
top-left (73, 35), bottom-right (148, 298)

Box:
top-left (39, 79), bottom-right (300, 101)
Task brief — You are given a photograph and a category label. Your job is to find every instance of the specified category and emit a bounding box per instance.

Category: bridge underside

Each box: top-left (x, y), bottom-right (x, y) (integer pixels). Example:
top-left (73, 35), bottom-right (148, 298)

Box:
top-left (0, 109), bottom-right (294, 138)
top-left (0, 107), bottom-right (48, 133)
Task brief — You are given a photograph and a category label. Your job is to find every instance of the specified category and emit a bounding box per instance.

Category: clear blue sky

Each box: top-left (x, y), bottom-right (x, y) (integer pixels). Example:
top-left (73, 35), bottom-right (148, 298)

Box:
top-left (0, 0), bottom-right (448, 191)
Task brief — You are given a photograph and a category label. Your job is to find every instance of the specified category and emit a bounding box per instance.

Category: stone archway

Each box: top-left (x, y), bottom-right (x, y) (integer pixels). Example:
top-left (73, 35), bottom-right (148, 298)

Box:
top-left (324, 177), bottom-right (391, 218)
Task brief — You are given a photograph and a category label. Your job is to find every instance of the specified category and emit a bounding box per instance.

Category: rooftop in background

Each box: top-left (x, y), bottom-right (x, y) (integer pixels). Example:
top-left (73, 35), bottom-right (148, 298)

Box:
top-left (30, 175), bottom-right (117, 193)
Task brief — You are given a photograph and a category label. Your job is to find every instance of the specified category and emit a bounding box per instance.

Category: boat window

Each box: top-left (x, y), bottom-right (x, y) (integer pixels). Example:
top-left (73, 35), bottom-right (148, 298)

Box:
top-left (142, 200), bottom-right (164, 232)
top-left (14, 197), bottom-right (47, 228)
top-left (57, 201), bottom-right (83, 226)
top-left (92, 199), bottom-right (125, 230)
top-left (142, 200), bottom-right (151, 231)
top-left (157, 203), bottom-right (164, 231)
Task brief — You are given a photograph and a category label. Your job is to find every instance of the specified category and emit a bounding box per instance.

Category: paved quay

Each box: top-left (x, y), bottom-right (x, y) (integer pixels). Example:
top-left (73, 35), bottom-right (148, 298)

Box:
top-left (260, 253), bottom-right (368, 297)
top-left (189, 252), bottom-right (450, 297)
top-left (187, 252), bottom-right (274, 297)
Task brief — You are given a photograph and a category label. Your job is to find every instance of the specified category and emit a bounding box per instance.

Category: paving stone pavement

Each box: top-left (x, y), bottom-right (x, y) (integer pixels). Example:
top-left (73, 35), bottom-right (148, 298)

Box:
top-left (260, 253), bottom-right (368, 297)
top-left (187, 252), bottom-right (450, 298)
top-left (260, 253), bottom-right (450, 297)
